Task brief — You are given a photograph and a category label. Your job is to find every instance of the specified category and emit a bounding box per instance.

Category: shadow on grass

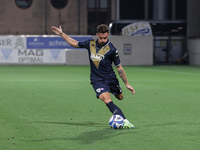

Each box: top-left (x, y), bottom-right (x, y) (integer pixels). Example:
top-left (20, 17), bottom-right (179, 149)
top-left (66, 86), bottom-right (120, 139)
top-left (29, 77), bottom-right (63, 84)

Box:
top-left (30, 129), bottom-right (131, 144)
top-left (29, 121), bottom-right (133, 144)
top-left (67, 128), bottom-right (129, 144)
top-left (35, 121), bottom-right (107, 127)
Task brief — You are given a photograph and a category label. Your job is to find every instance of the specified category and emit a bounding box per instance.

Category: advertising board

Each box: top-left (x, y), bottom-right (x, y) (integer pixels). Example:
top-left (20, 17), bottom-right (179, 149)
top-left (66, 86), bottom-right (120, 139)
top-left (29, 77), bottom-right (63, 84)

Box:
top-left (0, 49), bottom-right (65, 64)
top-left (0, 35), bottom-right (92, 64)
top-left (26, 36), bottom-right (92, 49)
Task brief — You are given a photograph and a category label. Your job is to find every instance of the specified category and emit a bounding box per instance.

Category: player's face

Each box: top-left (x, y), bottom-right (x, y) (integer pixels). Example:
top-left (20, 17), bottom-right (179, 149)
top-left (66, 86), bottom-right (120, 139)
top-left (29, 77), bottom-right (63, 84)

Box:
top-left (96, 32), bottom-right (109, 45)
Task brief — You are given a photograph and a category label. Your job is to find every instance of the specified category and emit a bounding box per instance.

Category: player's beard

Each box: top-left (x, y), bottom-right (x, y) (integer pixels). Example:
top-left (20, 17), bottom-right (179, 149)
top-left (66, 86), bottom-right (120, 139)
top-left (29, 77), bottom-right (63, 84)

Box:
top-left (99, 41), bottom-right (106, 45)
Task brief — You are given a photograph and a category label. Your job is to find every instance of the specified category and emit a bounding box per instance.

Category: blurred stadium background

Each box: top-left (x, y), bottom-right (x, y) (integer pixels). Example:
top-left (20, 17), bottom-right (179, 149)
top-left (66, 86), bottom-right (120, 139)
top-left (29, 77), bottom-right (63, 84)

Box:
top-left (1, 1), bottom-right (200, 150)
top-left (0, 0), bottom-right (199, 65)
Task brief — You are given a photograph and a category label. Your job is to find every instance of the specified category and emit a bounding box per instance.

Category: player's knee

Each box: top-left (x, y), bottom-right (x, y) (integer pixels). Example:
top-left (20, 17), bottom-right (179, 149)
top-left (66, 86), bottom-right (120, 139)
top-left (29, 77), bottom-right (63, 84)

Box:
top-left (119, 95), bottom-right (124, 100)
top-left (115, 94), bottom-right (124, 100)
top-left (102, 99), bottom-right (112, 104)
top-left (100, 97), bottom-right (112, 104)
top-left (99, 92), bottom-right (112, 104)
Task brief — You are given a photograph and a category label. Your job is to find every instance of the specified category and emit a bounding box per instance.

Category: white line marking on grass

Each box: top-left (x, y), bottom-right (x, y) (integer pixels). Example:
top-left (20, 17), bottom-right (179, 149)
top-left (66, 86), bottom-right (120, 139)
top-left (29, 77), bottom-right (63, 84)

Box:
top-left (129, 79), bottom-right (200, 82)
top-left (0, 79), bottom-right (90, 82)
top-left (134, 68), bottom-right (200, 76)
top-left (0, 79), bottom-right (200, 82)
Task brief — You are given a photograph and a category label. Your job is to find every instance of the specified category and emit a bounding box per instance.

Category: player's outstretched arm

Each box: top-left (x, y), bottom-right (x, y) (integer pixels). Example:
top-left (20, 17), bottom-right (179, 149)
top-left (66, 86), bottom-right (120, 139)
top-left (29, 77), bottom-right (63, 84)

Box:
top-left (51, 25), bottom-right (79, 48)
top-left (116, 65), bottom-right (135, 94)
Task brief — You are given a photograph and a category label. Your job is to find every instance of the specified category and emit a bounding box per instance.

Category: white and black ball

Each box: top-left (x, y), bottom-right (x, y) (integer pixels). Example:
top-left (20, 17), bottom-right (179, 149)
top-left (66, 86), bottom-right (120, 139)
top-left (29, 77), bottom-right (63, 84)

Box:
top-left (109, 115), bottom-right (124, 129)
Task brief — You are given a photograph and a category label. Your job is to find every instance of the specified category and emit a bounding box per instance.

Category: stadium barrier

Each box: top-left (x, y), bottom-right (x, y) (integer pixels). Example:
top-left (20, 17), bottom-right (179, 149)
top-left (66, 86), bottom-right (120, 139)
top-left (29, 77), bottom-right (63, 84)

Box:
top-left (0, 35), bottom-right (153, 65)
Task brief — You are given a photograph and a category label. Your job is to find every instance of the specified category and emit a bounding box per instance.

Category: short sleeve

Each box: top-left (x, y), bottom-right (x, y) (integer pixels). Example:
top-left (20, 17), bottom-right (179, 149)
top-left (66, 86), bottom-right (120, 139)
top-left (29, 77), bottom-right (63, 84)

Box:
top-left (112, 49), bottom-right (121, 66)
top-left (78, 40), bottom-right (91, 49)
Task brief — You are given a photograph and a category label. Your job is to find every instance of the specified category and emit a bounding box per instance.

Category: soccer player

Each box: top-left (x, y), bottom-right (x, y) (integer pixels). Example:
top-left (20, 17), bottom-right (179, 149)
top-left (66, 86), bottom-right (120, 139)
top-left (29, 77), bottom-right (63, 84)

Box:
top-left (51, 24), bottom-right (135, 129)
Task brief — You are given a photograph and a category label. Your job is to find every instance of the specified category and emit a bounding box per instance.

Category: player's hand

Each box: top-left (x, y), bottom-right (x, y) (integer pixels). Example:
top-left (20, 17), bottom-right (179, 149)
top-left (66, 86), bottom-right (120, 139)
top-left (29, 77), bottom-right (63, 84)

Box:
top-left (51, 25), bottom-right (63, 36)
top-left (126, 84), bottom-right (135, 94)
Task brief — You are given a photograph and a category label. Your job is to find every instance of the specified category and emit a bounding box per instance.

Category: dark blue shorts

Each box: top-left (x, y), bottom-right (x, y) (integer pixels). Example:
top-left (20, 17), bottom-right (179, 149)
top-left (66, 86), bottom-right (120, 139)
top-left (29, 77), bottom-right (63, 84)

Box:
top-left (91, 78), bottom-right (122, 98)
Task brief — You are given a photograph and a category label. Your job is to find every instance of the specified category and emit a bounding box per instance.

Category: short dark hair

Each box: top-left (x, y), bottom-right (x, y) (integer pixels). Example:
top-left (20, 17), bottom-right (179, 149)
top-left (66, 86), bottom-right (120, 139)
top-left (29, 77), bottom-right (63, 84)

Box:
top-left (97, 24), bottom-right (109, 33)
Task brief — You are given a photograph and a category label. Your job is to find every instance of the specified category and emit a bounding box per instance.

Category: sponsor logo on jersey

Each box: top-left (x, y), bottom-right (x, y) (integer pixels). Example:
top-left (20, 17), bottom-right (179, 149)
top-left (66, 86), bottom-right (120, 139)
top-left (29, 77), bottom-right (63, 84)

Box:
top-left (89, 40), bottom-right (110, 68)
top-left (90, 53), bottom-right (105, 61)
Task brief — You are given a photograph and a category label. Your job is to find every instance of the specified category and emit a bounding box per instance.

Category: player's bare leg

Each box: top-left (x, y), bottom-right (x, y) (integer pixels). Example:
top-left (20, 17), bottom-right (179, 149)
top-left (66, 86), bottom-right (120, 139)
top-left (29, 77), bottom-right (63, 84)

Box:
top-left (99, 92), bottom-right (112, 104)
top-left (114, 93), bottom-right (124, 100)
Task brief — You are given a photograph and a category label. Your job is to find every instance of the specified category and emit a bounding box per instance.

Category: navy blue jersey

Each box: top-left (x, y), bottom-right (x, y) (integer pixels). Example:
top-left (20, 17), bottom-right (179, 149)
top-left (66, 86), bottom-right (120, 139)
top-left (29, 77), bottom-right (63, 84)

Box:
top-left (78, 39), bottom-right (121, 82)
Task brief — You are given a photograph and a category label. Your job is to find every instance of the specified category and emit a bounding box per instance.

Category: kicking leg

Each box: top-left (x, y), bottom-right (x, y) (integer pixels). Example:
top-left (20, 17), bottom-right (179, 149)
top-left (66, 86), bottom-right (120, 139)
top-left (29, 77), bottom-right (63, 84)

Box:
top-left (99, 92), bottom-right (135, 129)
top-left (99, 92), bottom-right (126, 119)
top-left (114, 93), bottom-right (136, 129)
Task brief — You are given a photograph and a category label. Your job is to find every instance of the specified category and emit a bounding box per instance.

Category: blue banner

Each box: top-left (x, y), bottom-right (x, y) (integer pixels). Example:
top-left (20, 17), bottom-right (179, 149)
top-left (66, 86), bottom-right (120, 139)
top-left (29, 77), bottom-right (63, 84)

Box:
top-left (27, 36), bottom-right (92, 49)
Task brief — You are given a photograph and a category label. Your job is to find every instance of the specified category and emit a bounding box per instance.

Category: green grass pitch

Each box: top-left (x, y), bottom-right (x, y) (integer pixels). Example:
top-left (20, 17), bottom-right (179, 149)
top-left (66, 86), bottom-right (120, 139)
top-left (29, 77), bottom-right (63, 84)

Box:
top-left (0, 65), bottom-right (200, 150)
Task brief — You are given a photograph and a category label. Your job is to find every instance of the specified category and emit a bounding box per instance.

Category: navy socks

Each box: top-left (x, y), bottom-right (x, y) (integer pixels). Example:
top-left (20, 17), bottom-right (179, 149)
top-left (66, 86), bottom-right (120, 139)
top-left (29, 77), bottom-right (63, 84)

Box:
top-left (106, 101), bottom-right (126, 119)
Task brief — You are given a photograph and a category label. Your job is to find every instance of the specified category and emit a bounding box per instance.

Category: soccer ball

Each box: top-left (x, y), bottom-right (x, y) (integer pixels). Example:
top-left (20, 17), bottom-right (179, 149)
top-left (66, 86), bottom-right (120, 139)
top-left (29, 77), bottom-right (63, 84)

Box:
top-left (109, 115), bottom-right (124, 129)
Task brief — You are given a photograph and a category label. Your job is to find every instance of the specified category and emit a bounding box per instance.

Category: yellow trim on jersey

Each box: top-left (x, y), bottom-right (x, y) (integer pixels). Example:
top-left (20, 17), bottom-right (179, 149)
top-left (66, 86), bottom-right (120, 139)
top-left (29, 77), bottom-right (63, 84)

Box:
top-left (90, 40), bottom-right (110, 68)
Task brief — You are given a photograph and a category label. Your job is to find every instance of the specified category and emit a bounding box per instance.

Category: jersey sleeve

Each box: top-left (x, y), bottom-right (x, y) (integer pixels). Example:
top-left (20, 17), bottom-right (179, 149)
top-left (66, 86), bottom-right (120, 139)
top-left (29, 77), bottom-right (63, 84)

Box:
top-left (78, 40), bottom-right (91, 49)
top-left (112, 48), bottom-right (121, 66)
